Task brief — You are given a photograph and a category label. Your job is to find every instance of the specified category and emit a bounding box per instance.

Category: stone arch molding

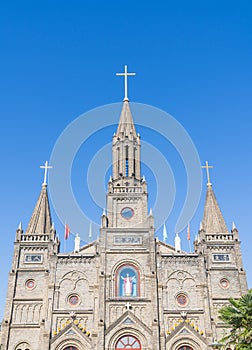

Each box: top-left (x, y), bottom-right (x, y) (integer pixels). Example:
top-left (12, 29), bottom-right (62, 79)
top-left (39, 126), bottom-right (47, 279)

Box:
top-left (59, 270), bottom-right (89, 290)
top-left (112, 259), bottom-right (144, 276)
top-left (57, 270), bottom-right (93, 309)
top-left (166, 270), bottom-right (195, 288)
top-left (111, 259), bottom-right (145, 298)
top-left (107, 327), bottom-right (148, 350)
top-left (52, 336), bottom-right (92, 350)
top-left (14, 341), bottom-right (31, 350)
top-left (169, 337), bottom-right (204, 350)
top-left (165, 270), bottom-right (198, 310)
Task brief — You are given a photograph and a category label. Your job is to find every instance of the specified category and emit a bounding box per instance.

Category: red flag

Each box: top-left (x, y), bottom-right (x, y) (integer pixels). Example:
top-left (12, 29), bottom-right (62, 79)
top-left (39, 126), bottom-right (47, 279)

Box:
top-left (187, 223), bottom-right (190, 241)
top-left (65, 224), bottom-right (70, 240)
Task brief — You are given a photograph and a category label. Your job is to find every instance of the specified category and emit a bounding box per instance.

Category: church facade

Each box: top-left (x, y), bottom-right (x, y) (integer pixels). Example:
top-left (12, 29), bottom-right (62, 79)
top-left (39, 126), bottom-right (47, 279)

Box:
top-left (1, 90), bottom-right (248, 349)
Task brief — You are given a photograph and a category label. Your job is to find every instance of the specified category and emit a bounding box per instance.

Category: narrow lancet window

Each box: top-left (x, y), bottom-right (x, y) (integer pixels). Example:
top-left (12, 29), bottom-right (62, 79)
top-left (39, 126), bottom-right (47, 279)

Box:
top-left (125, 146), bottom-right (129, 177)
top-left (117, 148), bottom-right (120, 177)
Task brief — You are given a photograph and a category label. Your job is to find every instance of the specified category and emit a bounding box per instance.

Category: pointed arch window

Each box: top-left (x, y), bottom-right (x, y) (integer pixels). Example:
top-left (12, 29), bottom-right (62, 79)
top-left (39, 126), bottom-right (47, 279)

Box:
top-left (116, 264), bottom-right (140, 297)
top-left (117, 147), bottom-right (120, 177)
top-left (115, 335), bottom-right (141, 349)
top-left (125, 145), bottom-right (129, 177)
top-left (133, 147), bottom-right (136, 176)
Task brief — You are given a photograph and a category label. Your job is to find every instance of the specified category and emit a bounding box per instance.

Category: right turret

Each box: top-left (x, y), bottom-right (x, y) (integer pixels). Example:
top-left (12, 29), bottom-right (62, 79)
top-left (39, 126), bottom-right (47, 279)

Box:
top-left (194, 161), bottom-right (248, 341)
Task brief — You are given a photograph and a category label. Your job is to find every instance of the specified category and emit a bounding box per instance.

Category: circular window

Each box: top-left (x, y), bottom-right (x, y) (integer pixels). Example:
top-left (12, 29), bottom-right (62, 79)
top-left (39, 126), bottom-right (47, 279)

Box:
top-left (68, 294), bottom-right (80, 306)
top-left (220, 278), bottom-right (230, 289)
top-left (25, 279), bottom-right (35, 289)
top-left (63, 347), bottom-right (78, 350)
top-left (121, 207), bottom-right (134, 219)
top-left (115, 335), bottom-right (141, 349)
top-left (178, 347), bottom-right (194, 350)
top-left (176, 293), bottom-right (188, 307)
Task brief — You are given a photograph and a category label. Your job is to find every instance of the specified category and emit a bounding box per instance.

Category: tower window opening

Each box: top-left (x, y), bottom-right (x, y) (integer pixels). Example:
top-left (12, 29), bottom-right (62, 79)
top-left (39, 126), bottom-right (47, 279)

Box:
top-left (133, 147), bottom-right (136, 176)
top-left (126, 159), bottom-right (129, 177)
top-left (117, 147), bottom-right (120, 177)
top-left (125, 146), bottom-right (129, 177)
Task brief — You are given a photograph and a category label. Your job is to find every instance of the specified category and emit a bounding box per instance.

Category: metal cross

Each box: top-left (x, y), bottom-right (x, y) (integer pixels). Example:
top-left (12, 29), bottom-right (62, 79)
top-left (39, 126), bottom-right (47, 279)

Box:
top-left (125, 301), bottom-right (132, 310)
top-left (116, 65), bottom-right (136, 101)
top-left (201, 161), bottom-right (213, 185)
top-left (40, 161), bottom-right (53, 185)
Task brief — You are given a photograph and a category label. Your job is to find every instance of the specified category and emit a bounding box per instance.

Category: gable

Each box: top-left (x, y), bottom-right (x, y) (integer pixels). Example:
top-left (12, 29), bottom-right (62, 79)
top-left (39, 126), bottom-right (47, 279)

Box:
top-left (50, 323), bottom-right (93, 349)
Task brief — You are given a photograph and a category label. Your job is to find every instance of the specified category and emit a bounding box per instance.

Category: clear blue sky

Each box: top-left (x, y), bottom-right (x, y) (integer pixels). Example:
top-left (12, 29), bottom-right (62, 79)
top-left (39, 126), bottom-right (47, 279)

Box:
top-left (0, 1), bottom-right (252, 319)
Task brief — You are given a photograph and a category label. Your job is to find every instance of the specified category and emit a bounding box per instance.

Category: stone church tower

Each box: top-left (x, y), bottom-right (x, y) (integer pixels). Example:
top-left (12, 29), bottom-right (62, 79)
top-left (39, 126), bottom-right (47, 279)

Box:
top-left (1, 75), bottom-right (248, 349)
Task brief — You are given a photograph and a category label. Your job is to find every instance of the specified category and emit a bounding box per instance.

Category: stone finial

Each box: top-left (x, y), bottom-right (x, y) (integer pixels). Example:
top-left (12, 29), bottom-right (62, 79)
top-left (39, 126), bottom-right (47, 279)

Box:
top-left (180, 311), bottom-right (187, 320)
top-left (232, 221), bottom-right (237, 231)
top-left (74, 234), bottom-right (81, 253)
top-left (163, 224), bottom-right (168, 242)
top-left (69, 312), bottom-right (76, 320)
top-left (175, 233), bottom-right (181, 252)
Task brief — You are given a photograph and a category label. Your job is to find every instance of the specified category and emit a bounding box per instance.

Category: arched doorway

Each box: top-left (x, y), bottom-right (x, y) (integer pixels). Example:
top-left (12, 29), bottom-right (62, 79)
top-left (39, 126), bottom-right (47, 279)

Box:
top-left (115, 335), bottom-right (141, 349)
top-left (178, 347), bottom-right (194, 350)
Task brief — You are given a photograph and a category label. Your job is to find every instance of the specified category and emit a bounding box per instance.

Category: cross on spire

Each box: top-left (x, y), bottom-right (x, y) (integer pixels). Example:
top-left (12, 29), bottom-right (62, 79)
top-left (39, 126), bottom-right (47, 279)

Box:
top-left (40, 161), bottom-right (53, 186)
top-left (201, 161), bottom-right (214, 186)
top-left (116, 65), bottom-right (136, 102)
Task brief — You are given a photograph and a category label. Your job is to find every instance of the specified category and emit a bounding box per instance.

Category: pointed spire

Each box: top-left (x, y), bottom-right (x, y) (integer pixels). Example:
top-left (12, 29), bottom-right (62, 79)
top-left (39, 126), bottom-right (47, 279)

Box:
top-left (149, 208), bottom-right (153, 216)
top-left (175, 233), bottom-right (181, 252)
top-left (163, 224), bottom-right (168, 242)
top-left (115, 100), bottom-right (137, 137)
top-left (202, 184), bottom-right (229, 233)
top-left (17, 222), bottom-right (22, 231)
top-left (26, 184), bottom-right (52, 234)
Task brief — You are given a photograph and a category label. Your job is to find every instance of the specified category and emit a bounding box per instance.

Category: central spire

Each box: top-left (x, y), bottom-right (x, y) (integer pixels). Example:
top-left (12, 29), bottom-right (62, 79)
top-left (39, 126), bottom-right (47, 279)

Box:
top-left (111, 66), bottom-right (141, 183)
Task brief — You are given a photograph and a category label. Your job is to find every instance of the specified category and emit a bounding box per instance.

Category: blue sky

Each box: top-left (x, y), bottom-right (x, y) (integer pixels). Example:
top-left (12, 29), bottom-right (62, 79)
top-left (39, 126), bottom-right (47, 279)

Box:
top-left (0, 1), bottom-right (252, 319)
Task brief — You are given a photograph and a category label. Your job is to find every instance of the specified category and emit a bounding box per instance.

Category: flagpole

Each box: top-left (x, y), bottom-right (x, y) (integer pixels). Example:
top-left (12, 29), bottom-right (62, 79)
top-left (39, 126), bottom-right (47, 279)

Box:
top-left (188, 238), bottom-right (192, 253)
top-left (187, 223), bottom-right (191, 253)
top-left (64, 222), bottom-right (66, 253)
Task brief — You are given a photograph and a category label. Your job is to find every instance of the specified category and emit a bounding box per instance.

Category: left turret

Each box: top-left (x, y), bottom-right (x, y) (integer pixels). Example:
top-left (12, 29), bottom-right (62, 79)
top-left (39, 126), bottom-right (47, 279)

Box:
top-left (1, 166), bottom-right (60, 350)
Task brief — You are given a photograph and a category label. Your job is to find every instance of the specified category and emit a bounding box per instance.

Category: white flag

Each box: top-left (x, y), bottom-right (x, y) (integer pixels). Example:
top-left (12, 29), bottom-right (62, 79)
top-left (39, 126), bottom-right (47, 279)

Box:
top-left (163, 224), bottom-right (168, 242)
top-left (89, 222), bottom-right (92, 240)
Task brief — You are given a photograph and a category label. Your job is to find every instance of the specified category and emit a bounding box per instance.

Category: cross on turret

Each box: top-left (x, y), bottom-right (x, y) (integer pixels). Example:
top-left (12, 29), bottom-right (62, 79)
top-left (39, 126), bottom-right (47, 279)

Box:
top-left (40, 160), bottom-right (53, 186)
top-left (116, 65), bottom-right (136, 101)
top-left (201, 161), bottom-right (214, 186)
